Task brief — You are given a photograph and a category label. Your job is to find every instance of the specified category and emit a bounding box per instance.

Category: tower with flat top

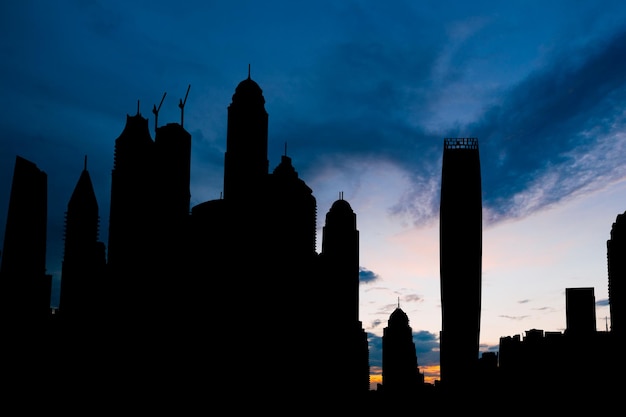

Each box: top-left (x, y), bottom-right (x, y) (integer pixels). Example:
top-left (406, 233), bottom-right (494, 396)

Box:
top-left (439, 137), bottom-right (482, 394)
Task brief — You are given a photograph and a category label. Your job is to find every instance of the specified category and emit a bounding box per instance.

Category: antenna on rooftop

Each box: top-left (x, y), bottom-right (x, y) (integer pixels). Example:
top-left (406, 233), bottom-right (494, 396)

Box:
top-left (137, 99), bottom-right (140, 115)
top-left (179, 84), bottom-right (191, 127)
top-left (84, 155), bottom-right (87, 171)
top-left (284, 142), bottom-right (287, 156)
top-left (152, 91), bottom-right (167, 132)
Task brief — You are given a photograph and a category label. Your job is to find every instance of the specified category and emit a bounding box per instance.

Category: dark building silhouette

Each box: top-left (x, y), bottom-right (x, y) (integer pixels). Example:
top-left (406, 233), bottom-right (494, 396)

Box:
top-left (607, 211), bottom-right (625, 337)
top-left (319, 196), bottom-right (370, 397)
top-left (58, 157), bottom-right (106, 323)
top-left (498, 286), bottom-right (616, 403)
top-left (0, 156), bottom-right (54, 399)
top-left (381, 302), bottom-right (424, 398)
top-left (223, 68), bottom-right (269, 202)
top-left (106, 110), bottom-right (157, 321)
top-left (3, 72), bottom-right (624, 407)
top-left (565, 287), bottom-right (596, 336)
top-left (0, 156), bottom-right (51, 325)
top-left (102, 73), bottom-right (369, 403)
top-left (438, 137), bottom-right (482, 394)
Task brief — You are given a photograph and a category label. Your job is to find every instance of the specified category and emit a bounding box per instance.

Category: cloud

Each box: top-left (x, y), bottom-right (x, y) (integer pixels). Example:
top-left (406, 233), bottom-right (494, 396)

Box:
top-left (403, 293), bottom-right (423, 303)
top-left (499, 315), bottom-right (530, 321)
top-left (269, 24), bottom-right (626, 232)
top-left (472, 29), bottom-right (626, 224)
top-left (413, 330), bottom-right (439, 366)
top-left (596, 298), bottom-right (609, 307)
top-left (369, 319), bottom-right (383, 330)
top-left (359, 266), bottom-right (380, 283)
top-left (366, 330), bottom-right (439, 371)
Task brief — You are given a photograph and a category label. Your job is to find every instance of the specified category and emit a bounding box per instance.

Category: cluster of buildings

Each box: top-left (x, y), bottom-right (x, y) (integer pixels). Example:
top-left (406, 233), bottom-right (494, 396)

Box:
top-left (0, 73), bottom-right (622, 409)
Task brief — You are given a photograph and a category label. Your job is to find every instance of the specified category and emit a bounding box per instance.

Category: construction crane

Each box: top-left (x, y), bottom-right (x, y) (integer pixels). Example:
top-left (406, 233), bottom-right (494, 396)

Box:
top-left (179, 84), bottom-right (191, 128)
top-left (152, 91), bottom-right (167, 133)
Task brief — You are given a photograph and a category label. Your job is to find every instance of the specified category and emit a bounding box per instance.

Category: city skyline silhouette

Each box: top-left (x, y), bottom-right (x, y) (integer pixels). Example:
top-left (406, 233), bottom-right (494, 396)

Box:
top-left (0, 73), bottom-right (621, 408)
top-left (4, 5), bottom-right (626, 387)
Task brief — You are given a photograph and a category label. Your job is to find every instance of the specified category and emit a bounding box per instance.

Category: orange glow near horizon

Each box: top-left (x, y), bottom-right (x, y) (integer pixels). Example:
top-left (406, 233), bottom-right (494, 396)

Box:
top-left (369, 365), bottom-right (440, 390)
top-left (420, 365), bottom-right (440, 385)
top-left (369, 373), bottom-right (382, 390)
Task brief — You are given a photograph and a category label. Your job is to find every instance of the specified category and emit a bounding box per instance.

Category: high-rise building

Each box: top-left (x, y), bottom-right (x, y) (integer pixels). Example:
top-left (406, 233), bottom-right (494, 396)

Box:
top-left (223, 68), bottom-right (269, 202)
top-left (0, 155), bottom-right (51, 324)
top-left (319, 196), bottom-right (370, 397)
top-left (185, 73), bottom-right (369, 401)
top-left (59, 157), bottom-right (106, 323)
top-left (607, 211), bottom-right (625, 337)
top-left (106, 111), bottom-right (155, 279)
top-left (439, 137), bottom-right (482, 393)
top-left (0, 74), bottom-right (372, 404)
top-left (107, 106), bottom-right (192, 325)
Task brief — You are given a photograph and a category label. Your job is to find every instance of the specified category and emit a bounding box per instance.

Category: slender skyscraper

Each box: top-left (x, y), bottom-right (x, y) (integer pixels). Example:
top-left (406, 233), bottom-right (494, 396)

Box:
top-left (439, 137), bottom-right (482, 393)
top-left (223, 66), bottom-right (269, 202)
top-left (319, 196), bottom-right (370, 397)
top-left (59, 157), bottom-right (106, 322)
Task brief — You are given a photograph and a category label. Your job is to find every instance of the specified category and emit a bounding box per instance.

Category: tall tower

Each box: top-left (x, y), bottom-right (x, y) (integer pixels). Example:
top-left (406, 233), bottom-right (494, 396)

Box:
top-left (106, 109), bottom-right (158, 327)
top-left (222, 68), bottom-right (269, 202)
top-left (319, 196), bottom-right (370, 397)
top-left (0, 156), bottom-right (51, 323)
top-left (153, 121), bottom-right (192, 303)
top-left (607, 211), bottom-right (625, 337)
top-left (439, 137), bottom-right (482, 393)
top-left (107, 110), bottom-right (155, 272)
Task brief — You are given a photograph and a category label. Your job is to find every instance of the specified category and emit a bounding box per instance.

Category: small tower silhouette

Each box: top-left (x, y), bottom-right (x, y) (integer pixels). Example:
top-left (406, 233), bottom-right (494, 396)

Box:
top-left (382, 299), bottom-right (424, 398)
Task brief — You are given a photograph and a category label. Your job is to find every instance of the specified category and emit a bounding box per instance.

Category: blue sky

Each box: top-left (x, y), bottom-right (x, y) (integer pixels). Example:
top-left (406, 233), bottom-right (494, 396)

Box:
top-left (2, 1), bottom-right (626, 385)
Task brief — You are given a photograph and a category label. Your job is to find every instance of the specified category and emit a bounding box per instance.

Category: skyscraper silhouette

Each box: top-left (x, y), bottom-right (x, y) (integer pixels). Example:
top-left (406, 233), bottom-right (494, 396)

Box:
top-left (185, 73), bottom-right (369, 403)
top-left (382, 302), bottom-right (423, 397)
top-left (319, 196), bottom-right (370, 397)
top-left (439, 137), bottom-right (482, 394)
top-left (223, 67), bottom-right (269, 203)
top-left (607, 211), bottom-right (625, 337)
top-left (59, 157), bottom-right (106, 323)
top-left (0, 156), bottom-right (51, 325)
top-left (1, 73), bottom-right (371, 406)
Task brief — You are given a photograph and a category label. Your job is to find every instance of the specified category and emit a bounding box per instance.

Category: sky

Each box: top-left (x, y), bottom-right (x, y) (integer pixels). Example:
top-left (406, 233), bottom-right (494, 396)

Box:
top-left (1, 0), bottom-right (626, 386)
